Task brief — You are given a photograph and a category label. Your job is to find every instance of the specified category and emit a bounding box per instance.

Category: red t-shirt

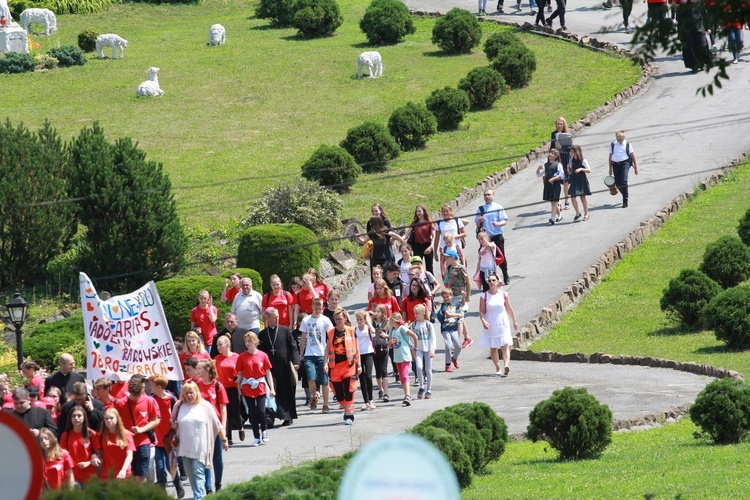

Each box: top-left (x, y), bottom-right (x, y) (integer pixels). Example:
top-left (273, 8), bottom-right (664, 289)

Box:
top-left (60, 430), bottom-right (99, 484)
top-left (98, 431), bottom-right (135, 480)
top-left (262, 291), bottom-right (296, 327)
top-left (226, 286), bottom-right (240, 305)
top-left (115, 395), bottom-right (160, 448)
top-left (28, 375), bottom-right (45, 395)
top-left (215, 353), bottom-right (239, 389)
top-left (297, 283), bottom-right (330, 314)
top-left (44, 450), bottom-right (75, 490)
top-left (400, 296), bottom-right (430, 323)
top-left (152, 393), bottom-right (176, 447)
top-left (196, 379), bottom-right (229, 421)
top-left (191, 305), bottom-right (219, 346)
top-left (179, 351), bottom-right (210, 380)
top-left (235, 350), bottom-right (272, 398)
top-left (111, 382), bottom-right (129, 400)
top-left (368, 295), bottom-right (401, 317)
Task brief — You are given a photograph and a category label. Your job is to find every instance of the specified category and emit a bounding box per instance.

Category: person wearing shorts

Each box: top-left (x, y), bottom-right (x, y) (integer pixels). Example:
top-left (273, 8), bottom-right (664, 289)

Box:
top-left (299, 298), bottom-right (334, 413)
top-left (114, 376), bottom-right (160, 484)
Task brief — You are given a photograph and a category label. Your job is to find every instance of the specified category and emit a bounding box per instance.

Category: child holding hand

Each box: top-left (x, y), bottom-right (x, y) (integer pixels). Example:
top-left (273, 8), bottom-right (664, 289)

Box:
top-left (387, 312), bottom-right (418, 407)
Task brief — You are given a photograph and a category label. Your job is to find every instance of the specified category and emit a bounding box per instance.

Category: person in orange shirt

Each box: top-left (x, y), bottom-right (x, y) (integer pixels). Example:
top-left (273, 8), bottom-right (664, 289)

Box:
top-left (324, 308), bottom-right (362, 425)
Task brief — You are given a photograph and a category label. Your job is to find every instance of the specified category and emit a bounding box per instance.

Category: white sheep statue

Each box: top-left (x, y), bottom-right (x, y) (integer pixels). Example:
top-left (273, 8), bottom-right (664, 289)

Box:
top-left (96, 34), bottom-right (128, 59)
top-left (357, 51), bottom-right (383, 78)
top-left (208, 24), bottom-right (226, 46)
top-left (20, 8), bottom-right (57, 36)
top-left (136, 67), bottom-right (164, 98)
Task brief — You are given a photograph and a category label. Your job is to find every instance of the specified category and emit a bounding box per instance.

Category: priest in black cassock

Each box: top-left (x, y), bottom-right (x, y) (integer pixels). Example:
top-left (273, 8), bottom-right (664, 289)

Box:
top-left (258, 307), bottom-right (300, 426)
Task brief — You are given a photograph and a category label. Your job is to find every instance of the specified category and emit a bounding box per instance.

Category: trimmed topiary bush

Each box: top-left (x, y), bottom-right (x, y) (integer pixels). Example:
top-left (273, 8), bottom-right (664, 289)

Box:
top-left (256, 0), bottom-right (298, 26)
top-left (527, 386), bottom-right (613, 460)
top-left (483, 30), bottom-right (524, 60)
top-left (699, 235), bottom-right (750, 289)
top-left (444, 402), bottom-right (509, 467)
top-left (388, 102), bottom-right (437, 151)
top-left (77, 28), bottom-right (100, 52)
top-left (292, 0), bottom-right (343, 38)
top-left (458, 66), bottom-right (506, 110)
top-left (48, 45), bottom-right (87, 67)
top-left (689, 377), bottom-right (750, 444)
top-left (25, 315), bottom-right (85, 370)
top-left (703, 284), bottom-right (750, 350)
top-left (412, 408), bottom-right (486, 473)
top-left (43, 477), bottom-right (170, 499)
top-left (340, 122), bottom-right (400, 173)
top-left (431, 8), bottom-right (482, 54)
top-left (0, 51), bottom-right (37, 74)
top-left (490, 43), bottom-right (537, 89)
top-left (359, 0), bottom-right (416, 45)
top-left (243, 179), bottom-right (343, 233)
top-left (738, 207), bottom-right (750, 247)
top-left (425, 86), bottom-right (470, 131)
top-left (301, 144), bottom-right (361, 192)
top-left (157, 275), bottom-right (230, 338)
top-left (409, 426), bottom-right (473, 489)
top-left (237, 223), bottom-right (319, 293)
top-left (660, 268), bottom-right (722, 329)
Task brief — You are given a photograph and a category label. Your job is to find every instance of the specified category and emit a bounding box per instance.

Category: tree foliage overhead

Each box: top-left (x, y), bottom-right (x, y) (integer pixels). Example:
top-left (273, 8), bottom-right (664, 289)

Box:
top-left (0, 119), bottom-right (77, 289)
top-left (68, 123), bottom-right (188, 290)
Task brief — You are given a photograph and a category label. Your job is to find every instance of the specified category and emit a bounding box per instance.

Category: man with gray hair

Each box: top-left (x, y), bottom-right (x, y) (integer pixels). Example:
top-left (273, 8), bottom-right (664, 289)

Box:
top-left (231, 278), bottom-right (263, 332)
top-left (45, 353), bottom-right (86, 397)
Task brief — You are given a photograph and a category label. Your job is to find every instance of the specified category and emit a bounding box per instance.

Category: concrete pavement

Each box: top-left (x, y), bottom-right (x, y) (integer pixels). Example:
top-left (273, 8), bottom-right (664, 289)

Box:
top-left (212, 1), bottom-right (750, 494)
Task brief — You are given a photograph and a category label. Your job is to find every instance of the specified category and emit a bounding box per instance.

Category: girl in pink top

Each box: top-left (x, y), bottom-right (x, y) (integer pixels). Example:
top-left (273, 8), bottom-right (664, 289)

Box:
top-left (191, 290), bottom-right (218, 347)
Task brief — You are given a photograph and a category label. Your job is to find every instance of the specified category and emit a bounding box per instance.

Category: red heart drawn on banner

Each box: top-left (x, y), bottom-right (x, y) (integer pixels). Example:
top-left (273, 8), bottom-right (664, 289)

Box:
top-left (112, 305), bottom-right (120, 313)
top-left (167, 366), bottom-right (174, 371)
top-left (85, 288), bottom-right (93, 293)
top-left (86, 303), bottom-right (94, 312)
top-left (92, 316), bottom-right (98, 322)
top-left (154, 322), bottom-right (159, 327)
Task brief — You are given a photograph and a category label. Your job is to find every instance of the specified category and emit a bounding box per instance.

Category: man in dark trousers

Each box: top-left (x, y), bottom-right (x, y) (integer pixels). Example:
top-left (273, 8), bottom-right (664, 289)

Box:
top-left (45, 353), bottom-right (86, 398)
top-left (11, 387), bottom-right (58, 438)
top-left (257, 307), bottom-right (300, 427)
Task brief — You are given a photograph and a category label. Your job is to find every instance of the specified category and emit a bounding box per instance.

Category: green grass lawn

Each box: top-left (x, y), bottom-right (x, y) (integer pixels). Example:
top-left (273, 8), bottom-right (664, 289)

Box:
top-left (532, 162), bottom-right (750, 378)
top-left (4, 0), bottom-right (639, 228)
top-left (464, 418), bottom-right (750, 498)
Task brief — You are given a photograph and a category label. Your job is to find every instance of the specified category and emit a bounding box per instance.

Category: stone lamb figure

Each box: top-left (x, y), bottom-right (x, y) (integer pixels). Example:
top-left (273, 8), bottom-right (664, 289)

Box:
top-left (136, 67), bottom-right (164, 97)
top-left (357, 51), bottom-right (383, 78)
top-left (208, 24), bottom-right (226, 46)
top-left (96, 34), bottom-right (128, 59)
top-left (20, 8), bottom-right (57, 36)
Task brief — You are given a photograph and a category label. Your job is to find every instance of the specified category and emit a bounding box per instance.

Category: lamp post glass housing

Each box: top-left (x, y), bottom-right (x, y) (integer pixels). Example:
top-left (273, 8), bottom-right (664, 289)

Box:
top-left (6, 291), bottom-right (28, 369)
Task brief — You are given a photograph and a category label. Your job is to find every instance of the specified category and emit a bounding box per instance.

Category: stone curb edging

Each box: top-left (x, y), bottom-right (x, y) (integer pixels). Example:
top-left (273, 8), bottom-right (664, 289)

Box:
top-left (514, 152), bottom-right (749, 349)
top-left (408, 11), bottom-right (657, 214)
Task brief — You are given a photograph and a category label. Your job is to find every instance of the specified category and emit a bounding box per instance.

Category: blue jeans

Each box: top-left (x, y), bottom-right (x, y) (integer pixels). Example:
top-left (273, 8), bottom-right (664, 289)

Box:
top-left (204, 435), bottom-right (223, 490)
top-left (154, 446), bottom-right (169, 486)
top-left (182, 457), bottom-right (206, 500)
top-left (728, 27), bottom-right (743, 60)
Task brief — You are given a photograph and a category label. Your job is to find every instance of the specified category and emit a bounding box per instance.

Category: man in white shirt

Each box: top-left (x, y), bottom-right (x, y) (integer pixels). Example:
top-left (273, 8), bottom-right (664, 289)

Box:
top-left (299, 298), bottom-right (333, 413)
top-left (608, 129), bottom-right (639, 208)
top-left (475, 189), bottom-right (510, 285)
top-left (231, 278), bottom-right (263, 332)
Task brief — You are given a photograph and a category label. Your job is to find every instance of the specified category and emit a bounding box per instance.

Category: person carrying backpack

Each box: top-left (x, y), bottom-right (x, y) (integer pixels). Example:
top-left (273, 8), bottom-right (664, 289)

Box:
top-left (608, 129), bottom-right (640, 209)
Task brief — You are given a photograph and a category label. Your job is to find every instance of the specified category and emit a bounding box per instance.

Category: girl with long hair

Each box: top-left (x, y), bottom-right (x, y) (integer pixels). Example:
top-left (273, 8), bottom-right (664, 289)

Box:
top-left (180, 330), bottom-right (210, 379)
top-left (60, 405), bottom-right (100, 486)
top-left (99, 408), bottom-right (135, 480)
top-left (39, 428), bottom-right (75, 490)
top-left (404, 204), bottom-right (435, 275)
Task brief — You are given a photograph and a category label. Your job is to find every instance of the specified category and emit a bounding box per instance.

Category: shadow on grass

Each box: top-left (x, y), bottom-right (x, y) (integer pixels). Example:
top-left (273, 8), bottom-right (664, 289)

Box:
top-left (249, 23), bottom-right (285, 31)
top-left (350, 41), bottom-right (373, 49)
top-left (693, 345), bottom-right (732, 355)
top-left (647, 325), bottom-right (701, 337)
top-left (422, 50), bottom-right (466, 58)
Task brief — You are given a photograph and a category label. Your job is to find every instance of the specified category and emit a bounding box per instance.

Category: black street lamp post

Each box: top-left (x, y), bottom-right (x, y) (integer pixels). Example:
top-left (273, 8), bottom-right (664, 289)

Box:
top-left (5, 291), bottom-right (29, 370)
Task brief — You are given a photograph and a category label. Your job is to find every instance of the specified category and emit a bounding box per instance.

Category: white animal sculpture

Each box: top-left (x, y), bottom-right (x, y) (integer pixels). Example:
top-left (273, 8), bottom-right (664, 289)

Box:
top-left (208, 24), bottom-right (226, 46)
top-left (96, 34), bottom-right (128, 59)
top-left (136, 67), bottom-right (164, 97)
top-left (20, 8), bottom-right (57, 36)
top-left (357, 51), bottom-right (383, 78)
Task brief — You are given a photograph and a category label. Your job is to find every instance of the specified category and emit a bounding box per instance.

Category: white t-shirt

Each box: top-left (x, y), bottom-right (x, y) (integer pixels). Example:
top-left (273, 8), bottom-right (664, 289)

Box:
top-left (355, 324), bottom-right (374, 355)
top-left (231, 290), bottom-right (263, 330)
top-left (300, 315), bottom-right (333, 357)
top-left (435, 218), bottom-right (465, 251)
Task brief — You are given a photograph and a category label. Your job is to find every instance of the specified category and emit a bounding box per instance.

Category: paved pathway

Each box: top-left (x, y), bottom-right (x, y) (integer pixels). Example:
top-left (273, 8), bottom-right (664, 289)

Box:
top-left (214, 2), bottom-right (750, 495)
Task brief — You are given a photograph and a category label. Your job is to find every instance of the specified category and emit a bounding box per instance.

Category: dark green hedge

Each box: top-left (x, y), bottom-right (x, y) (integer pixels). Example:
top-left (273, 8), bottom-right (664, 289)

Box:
top-left (411, 409), bottom-right (486, 473)
top-left (444, 402), bottom-right (508, 467)
top-left (236, 224), bottom-right (319, 293)
top-left (25, 315), bottom-right (85, 370)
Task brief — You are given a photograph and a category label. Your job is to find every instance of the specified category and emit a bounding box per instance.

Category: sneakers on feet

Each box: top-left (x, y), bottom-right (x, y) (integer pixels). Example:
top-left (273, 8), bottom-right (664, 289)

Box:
top-left (574, 213), bottom-right (582, 222)
top-left (369, 401), bottom-right (376, 409)
top-left (425, 391), bottom-right (432, 399)
top-left (445, 364), bottom-right (453, 372)
top-left (417, 388), bottom-right (425, 399)
top-left (549, 217), bottom-right (556, 225)
top-left (251, 438), bottom-right (261, 447)
top-left (239, 428), bottom-right (245, 442)
top-left (461, 337), bottom-right (473, 348)
top-left (452, 358), bottom-right (460, 369)
top-left (402, 395), bottom-right (412, 406)
top-left (261, 431), bottom-right (269, 443)
top-left (344, 418), bottom-right (353, 425)
top-left (515, 3), bottom-right (521, 10)
top-left (383, 394), bottom-right (390, 402)
top-left (555, 214), bottom-right (563, 222)
top-left (378, 390), bottom-right (384, 399)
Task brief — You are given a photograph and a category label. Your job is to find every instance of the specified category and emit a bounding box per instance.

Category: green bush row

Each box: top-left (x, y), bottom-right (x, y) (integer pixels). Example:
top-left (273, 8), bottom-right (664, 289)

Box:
top-left (25, 314), bottom-right (85, 370)
top-left (0, 45), bottom-right (85, 74)
top-left (256, 0), bottom-right (343, 37)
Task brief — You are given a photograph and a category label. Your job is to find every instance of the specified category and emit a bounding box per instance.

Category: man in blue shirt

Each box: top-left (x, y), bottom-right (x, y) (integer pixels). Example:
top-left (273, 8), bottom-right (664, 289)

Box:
top-left (474, 189), bottom-right (510, 285)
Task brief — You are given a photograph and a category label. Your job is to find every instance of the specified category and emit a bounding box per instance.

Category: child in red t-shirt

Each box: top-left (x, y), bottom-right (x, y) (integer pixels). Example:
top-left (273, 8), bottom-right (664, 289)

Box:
top-left (191, 290), bottom-right (219, 347)
top-left (99, 408), bottom-right (136, 480)
top-left (59, 405), bottom-right (100, 485)
top-left (39, 428), bottom-right (75, 491)
top-left (235, 332), bottom-right (275, 447)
